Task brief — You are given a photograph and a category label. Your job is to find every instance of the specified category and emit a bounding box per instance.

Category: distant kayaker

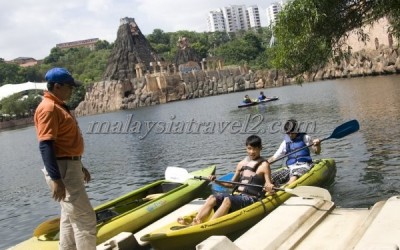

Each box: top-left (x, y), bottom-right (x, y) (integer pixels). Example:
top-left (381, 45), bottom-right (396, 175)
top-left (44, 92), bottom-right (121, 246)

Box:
top-left (258, 91), bottom-right (267, 101)
top-left (34, 67), bottom-right (96, 249)
top-left (243, 94), bottom-right (252, 103)
top-left (177, 135), bottom-right (274, 226)
top-left (268, 119), bottom-right (321, 186)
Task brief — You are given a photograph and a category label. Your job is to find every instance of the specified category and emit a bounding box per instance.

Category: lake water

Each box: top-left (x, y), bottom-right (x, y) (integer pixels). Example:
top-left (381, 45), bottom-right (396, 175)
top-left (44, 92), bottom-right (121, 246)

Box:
top-left (1, 75), bottom-right (399, 249)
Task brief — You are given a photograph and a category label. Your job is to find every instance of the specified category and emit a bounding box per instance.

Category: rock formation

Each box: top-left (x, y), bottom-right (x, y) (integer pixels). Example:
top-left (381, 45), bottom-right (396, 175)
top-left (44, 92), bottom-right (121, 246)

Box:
top-left (103, 17), bottom-right (159, 80)
top-left (307, 46), bottom-right (400, 82)
top-left (174, 36), bottom-right (200, 66)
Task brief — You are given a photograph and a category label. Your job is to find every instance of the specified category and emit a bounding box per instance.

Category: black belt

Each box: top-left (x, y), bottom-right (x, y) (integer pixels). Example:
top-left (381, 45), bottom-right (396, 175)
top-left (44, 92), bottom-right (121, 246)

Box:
top-left (56, 156), bottom-right (81, 160)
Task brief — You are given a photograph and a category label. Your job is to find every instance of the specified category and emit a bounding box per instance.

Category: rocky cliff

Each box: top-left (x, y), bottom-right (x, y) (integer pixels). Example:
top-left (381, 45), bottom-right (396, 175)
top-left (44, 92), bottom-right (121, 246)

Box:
top-left (309, 46), bottom-right (400, 81)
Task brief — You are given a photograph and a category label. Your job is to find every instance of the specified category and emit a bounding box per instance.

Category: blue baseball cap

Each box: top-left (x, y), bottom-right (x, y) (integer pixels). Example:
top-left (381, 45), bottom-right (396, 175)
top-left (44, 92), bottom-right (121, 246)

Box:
top-left (45, 67), bottom-right (81, 87)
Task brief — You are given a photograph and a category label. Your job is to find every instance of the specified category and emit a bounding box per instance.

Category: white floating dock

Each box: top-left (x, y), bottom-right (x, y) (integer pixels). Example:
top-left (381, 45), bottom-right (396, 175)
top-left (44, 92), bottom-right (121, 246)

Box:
top-left (198, 195), bottom-right (400, 250)
top-left (96, 195), bottom-right (400, 250)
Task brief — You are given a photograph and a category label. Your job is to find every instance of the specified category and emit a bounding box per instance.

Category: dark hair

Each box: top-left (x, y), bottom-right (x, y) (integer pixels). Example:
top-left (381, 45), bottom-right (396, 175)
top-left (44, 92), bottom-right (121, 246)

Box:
top-left (284, 119), bottom-right (298, 133)
top-left (246, 135), bottom-right (262, 148)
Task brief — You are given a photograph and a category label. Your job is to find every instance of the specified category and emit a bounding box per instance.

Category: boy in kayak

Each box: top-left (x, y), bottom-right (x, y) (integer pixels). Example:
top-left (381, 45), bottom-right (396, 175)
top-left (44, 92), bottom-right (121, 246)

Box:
top-left (268, 119), bottom-right (321, 186)
top-left (243, 94), bottom-right (253, 103)
top-left (178, 135), bottom-right (274, 225)
top-left (258, 91), bottom-right (267, 101)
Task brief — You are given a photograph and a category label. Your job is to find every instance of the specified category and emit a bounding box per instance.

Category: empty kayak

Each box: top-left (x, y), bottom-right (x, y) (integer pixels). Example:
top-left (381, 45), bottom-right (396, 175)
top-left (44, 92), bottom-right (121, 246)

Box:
top-left (11, 165), bottom-right (216, 250)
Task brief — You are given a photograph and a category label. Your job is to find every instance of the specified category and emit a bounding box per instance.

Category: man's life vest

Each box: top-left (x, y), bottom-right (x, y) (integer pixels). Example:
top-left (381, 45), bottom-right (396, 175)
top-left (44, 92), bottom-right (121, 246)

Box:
top-left (285, 133), bottom-right (312, 166)
top-left (237, 156), bottom-right (265, 196)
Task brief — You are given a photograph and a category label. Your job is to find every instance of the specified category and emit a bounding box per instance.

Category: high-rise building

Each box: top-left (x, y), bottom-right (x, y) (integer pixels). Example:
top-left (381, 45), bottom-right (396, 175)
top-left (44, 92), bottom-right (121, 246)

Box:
top-left (247, 5), bottom-right (261, 29)
top-left (223, 5), bottom-right (248, 32)
top-left (207, 9), bottom-right (226, 32)
top-left (266, 2), bottom-right (282, 27)
top-left (207, 4), bottom-right (261, 33)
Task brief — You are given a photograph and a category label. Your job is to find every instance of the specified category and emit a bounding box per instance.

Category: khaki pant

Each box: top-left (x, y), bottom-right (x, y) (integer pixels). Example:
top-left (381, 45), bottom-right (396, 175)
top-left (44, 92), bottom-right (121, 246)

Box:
top-left (43, 160), bottom-right (96, 250)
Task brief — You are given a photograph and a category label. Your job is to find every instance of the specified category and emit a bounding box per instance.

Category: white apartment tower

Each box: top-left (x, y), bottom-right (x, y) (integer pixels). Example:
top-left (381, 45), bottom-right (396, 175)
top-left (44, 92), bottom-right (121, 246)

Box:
top-left (247, 5), bottom-right (261, 29)
top-left (207, 5), bottom-right (262, 33)
top-left (207, 9), bottom-right (226, 32)
top-left (222, 5), bottom-right (249, 32)
top-left (266, 2), bottom-right (282, 27)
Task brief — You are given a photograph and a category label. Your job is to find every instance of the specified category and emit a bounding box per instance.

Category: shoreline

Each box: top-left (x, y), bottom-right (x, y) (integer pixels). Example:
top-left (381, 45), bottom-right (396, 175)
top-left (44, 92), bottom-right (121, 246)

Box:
top-left (0, 117), bottom-right (34, 131)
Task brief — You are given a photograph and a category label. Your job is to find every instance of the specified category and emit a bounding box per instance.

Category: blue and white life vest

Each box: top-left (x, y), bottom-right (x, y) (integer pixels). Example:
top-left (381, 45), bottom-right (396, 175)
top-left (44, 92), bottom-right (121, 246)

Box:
top-left (285, 133), bottom-right (312, 166)
top-left (238, 156), bottom-right (265, 196)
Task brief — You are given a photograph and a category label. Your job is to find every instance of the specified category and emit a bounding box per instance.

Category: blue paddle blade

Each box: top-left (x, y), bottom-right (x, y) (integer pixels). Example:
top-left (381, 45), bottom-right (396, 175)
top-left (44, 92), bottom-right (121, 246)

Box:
top-left (328, 119), bottom-right (360, 139)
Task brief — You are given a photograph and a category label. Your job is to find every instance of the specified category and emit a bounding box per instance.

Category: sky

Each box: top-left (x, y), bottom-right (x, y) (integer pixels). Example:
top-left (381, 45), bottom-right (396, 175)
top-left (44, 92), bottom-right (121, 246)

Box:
top-left (0, 0), bottom-right (278, 61)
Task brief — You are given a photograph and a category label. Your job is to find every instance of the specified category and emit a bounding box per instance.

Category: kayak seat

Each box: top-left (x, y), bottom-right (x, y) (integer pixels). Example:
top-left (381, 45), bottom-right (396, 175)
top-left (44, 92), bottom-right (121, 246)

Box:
top-left (161, 182), bottom-right (183, 192)
top-left (96, 209), bottom-right (119, 223)
top-left (148, 182), bottom-right (183, 194)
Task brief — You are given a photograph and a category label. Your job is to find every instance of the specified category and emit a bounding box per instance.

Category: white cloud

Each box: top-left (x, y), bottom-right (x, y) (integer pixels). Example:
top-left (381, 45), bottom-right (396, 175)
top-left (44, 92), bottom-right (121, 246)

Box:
top-left (0, 0), bottom-right (274, 61)
top-left (87, 0), bottom-right (111, 12)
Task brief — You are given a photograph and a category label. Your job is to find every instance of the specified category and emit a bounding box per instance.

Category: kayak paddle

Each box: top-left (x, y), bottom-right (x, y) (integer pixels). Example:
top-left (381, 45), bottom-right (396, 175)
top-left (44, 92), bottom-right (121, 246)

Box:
top-left (165, 166), bottom-right (331, 201)
top-left (214, 179), bottom-right (332, 201)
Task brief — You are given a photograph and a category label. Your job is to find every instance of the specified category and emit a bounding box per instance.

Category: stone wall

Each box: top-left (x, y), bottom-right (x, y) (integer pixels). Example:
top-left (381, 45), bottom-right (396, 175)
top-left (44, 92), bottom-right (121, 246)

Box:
top-left (75, 66), bottom-right (284, 116)
top-left (0, 117), bottom-right (33, 130)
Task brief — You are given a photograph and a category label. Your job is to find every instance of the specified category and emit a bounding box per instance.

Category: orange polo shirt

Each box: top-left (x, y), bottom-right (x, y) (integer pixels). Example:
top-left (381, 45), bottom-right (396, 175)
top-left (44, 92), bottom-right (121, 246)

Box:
top-left (34, 91), bottom-right (84, 157)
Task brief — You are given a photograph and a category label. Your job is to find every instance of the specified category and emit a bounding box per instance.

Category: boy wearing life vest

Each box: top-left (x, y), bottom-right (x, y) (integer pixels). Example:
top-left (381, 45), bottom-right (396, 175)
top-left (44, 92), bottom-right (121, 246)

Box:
top-left (178, 135), bottom-right (274, 225)
top-left (268, 119), bottom-right (321, 186)
top-left (243, 94), bottom-right (253, 103)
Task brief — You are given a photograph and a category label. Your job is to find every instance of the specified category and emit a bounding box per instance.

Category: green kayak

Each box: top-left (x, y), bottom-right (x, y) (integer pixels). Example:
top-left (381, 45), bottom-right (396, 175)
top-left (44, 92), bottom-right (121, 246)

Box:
top-left (11, 165), bottom-right (216, 250)
top-left (140, 159), bottom-right (336, 250)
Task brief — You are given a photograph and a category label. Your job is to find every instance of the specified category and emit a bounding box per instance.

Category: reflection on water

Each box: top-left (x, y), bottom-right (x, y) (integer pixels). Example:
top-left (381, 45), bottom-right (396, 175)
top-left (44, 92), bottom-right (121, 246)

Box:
top-left (332, 76), bottom-right (400, 206)
top-left (1, 75), bottom-right (399, 249)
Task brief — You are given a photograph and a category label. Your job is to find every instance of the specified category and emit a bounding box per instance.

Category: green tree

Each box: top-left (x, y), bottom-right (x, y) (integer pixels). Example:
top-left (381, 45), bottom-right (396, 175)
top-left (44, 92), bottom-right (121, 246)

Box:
top-left (19, 66), bottom-right (42, 82)
top-left (0, 61), bottom-right (24, 85)
top-left (271, 0), bottom-right (400, 75)
top-left (214, 31), bottom-right (265, 66)
top-left (0, 93), bottom-right (24, 117)
top-left (43, 47), bottom-right (65, 64)
top-left (147, 29), bottom-right (170, 45)
top-left (95, 40), bottom-right (112, 50)
top-left (67, 84), bottom-right (85, 109)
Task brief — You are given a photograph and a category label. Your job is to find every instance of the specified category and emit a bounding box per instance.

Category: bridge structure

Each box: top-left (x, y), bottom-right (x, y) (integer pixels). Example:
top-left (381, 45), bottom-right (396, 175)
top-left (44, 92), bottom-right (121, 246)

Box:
top-left (0, 82), bottom-right (47, 100)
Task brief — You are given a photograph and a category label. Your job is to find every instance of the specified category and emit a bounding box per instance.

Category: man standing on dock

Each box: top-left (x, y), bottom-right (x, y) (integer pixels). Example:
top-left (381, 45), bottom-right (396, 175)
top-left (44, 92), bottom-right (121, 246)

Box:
top-left (34, 67), bottom-right (96, 250)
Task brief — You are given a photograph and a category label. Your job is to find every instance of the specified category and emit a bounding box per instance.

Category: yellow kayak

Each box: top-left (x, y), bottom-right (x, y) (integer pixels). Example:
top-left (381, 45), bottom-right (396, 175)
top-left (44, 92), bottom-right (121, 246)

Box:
top-left (10, 165), bottom-right (216, 250)
top-left (140, 159), bottom-right (336, 250)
